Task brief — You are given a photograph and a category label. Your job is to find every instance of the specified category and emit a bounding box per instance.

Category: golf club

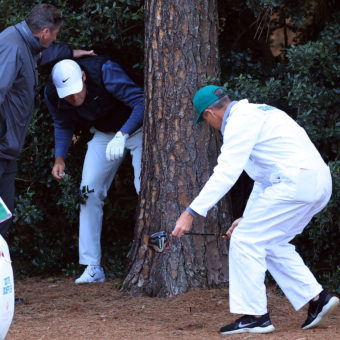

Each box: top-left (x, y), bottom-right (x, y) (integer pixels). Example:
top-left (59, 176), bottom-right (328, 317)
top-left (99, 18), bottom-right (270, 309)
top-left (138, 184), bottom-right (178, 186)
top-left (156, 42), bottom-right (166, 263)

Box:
top-left (148, 231), bottom-right (225, 253)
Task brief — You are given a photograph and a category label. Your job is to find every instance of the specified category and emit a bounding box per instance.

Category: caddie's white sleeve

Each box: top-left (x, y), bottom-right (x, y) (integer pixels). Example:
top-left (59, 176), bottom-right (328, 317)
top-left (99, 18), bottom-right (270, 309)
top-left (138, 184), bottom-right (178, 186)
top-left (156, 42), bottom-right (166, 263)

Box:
top-left (189, 109), bottom-right (265, 217)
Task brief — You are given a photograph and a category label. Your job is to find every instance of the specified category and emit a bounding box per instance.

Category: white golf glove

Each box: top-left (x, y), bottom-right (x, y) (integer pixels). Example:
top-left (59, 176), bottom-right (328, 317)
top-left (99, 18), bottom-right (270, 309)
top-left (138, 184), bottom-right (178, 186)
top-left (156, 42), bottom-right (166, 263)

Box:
top-left (106, 131), bottom-right (128, 161)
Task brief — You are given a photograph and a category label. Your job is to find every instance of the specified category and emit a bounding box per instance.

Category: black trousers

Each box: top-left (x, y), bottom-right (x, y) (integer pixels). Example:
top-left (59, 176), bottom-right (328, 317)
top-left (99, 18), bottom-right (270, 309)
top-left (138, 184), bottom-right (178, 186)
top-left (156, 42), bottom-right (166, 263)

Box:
top-left (0, 158), bottom-right (17, 238)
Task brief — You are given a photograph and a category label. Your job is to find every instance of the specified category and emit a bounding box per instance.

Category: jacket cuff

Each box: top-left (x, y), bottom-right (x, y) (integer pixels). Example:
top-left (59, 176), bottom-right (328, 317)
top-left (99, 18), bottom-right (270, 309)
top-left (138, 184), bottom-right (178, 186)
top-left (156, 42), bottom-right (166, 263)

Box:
top-left (186, 207), bottom-right (200, 218)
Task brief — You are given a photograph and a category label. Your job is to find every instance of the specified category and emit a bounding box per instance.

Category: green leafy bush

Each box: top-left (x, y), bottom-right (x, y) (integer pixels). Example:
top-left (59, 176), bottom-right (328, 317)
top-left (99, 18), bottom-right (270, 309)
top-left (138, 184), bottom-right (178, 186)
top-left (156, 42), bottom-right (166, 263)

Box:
top-left (1, 0), bottom-right (144, 277)
top-left (1, 0), bottom-right (338, 291)
top-left (219, 4), bottom-right (339, 290)
top-left (284, 20), bottom-right (339, 291)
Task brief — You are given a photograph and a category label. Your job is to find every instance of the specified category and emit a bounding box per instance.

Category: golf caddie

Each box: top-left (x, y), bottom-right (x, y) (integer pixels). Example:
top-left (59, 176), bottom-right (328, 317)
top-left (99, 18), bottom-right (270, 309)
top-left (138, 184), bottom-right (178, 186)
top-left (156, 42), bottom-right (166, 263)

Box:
top-left (45, 57), bottom-right (144, 284)
top-left (172, 85), bottom-right (339, 335)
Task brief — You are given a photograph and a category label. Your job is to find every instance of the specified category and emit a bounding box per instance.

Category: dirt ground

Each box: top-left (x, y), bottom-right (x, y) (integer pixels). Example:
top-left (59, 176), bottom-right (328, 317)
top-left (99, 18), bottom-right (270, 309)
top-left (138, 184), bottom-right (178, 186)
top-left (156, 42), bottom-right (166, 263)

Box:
top-left (6, 277), bottom-right (340, 340)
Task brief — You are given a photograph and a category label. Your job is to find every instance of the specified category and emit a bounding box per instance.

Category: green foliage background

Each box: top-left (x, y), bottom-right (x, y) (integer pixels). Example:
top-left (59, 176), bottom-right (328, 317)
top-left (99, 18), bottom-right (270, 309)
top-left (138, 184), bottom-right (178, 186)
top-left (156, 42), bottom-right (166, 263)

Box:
top-left (219, 0), bottom-right (340, 292)
top-left (1, 0), bottom-right (339, 291)
top-left (1, 0), bottom-right (144, 280)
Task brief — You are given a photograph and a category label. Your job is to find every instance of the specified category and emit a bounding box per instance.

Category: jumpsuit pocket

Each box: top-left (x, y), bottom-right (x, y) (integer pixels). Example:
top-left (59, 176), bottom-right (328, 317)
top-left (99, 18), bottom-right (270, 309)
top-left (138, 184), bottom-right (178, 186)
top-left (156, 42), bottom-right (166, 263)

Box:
top-left (294, 169), bottom-right (319, 203)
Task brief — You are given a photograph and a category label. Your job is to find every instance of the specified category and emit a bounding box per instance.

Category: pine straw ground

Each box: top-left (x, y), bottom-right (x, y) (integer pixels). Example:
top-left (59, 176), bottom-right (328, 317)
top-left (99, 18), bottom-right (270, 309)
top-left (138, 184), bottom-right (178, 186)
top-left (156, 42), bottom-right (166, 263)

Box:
top-left (6, 277), bottom-right (340, 340)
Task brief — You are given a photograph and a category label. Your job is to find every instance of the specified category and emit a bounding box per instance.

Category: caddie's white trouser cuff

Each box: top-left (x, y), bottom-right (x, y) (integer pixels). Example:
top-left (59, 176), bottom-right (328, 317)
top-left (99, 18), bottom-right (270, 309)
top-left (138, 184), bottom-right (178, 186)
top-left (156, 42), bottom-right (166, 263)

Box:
top-left (79, 127), bottom-right (142, 266)
top-left (229, 167), bottom-right (332, 315)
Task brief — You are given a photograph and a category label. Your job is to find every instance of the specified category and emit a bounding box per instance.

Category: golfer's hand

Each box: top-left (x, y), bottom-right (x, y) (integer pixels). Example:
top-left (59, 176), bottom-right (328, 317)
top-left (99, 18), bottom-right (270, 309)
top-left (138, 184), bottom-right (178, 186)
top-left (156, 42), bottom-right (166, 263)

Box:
top-left (172, 211), bottom-right (194, 238)
top-left (73, 49), bottom-right (96, 58)
top-left (106, 131), bottom-right (128, 161)
top-left (223, 217), bottom-right (242, 239)
top-left (52, 156), bottom-right (65, 180)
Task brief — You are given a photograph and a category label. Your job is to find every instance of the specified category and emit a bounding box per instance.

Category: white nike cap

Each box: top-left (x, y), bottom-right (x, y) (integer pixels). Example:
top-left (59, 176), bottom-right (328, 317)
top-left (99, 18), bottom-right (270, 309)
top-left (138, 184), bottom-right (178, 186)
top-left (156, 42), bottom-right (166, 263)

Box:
top-left (52, 59), bottom-right (83, 98)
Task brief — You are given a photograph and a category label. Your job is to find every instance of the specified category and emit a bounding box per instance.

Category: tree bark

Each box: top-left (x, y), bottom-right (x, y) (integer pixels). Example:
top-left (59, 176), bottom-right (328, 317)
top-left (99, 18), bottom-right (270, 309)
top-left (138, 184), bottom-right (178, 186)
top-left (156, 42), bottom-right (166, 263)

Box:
top-left (122, 0), bottom-right (232, 297)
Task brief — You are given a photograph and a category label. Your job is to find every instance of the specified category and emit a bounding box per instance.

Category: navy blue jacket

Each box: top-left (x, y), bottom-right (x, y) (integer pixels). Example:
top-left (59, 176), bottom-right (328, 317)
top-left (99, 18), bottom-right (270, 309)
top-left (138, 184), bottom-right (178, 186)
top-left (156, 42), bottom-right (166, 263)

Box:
top-left (45, 56), bottom-right (144, 159)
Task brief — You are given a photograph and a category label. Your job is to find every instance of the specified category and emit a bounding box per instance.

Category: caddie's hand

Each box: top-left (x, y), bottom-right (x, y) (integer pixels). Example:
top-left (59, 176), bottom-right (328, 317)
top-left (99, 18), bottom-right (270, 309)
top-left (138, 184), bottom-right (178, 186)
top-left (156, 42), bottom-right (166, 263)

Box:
top-left (106, 131), bottom-right (128, 161)
top-left (223, 217), bottom-right (242, 239)
top-left (172, 210), bottom-right (194, 238)
top-left (52, 156), bottom-right (66, 180)
top-left (72, 49), bottom-right (97, 58)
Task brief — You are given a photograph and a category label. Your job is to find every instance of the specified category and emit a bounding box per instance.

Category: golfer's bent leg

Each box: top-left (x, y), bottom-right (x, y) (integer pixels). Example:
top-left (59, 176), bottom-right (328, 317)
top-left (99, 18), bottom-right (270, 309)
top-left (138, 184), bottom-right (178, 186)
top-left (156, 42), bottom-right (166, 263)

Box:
top-left (79, 131), bottom-right (123, 265)
top-left (125, 127), bottom-right (143, 194)
top-left (229, 231), bottom-right (268, 315)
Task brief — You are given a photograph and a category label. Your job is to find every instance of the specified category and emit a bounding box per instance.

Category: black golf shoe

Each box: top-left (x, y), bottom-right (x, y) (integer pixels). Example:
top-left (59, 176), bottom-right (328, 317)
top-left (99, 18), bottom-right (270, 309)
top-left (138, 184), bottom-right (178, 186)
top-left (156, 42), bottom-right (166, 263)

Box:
top-left (302, 289), bottom-right (339, 329)
top-left (220, 313), bottom-right (275, 334)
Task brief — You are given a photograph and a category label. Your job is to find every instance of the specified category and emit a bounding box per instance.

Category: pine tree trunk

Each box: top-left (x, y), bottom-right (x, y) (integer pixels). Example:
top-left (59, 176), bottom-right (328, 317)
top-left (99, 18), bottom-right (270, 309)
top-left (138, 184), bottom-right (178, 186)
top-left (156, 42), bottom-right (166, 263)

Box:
top-left (122, 0), bottom-right (233, 297)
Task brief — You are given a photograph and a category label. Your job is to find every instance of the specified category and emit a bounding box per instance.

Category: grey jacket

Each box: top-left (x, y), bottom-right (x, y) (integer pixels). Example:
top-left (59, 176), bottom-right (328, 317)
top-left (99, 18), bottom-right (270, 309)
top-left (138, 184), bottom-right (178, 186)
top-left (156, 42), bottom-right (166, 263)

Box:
top-left (0, 20), bottom-right (72, 160)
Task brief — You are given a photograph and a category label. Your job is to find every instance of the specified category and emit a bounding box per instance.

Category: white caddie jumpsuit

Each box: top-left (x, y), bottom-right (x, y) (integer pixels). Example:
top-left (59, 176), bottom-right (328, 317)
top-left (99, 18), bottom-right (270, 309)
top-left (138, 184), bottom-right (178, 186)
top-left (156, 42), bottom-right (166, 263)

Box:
top-left (189, 99), bottom-right (332, 315)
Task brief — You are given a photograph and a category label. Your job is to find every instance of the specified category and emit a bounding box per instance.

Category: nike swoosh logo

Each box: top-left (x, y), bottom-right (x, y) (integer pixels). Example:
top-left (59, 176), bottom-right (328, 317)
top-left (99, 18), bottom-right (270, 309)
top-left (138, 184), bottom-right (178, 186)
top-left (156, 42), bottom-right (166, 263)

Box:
top-left (239, 321), bottom-right (257, 327)
top-left (89, 274), bottom-right (95, 277)
top-left (309, 311), bottom-right (318, 319)
top-left (62, 77), bottom-right (70, 83)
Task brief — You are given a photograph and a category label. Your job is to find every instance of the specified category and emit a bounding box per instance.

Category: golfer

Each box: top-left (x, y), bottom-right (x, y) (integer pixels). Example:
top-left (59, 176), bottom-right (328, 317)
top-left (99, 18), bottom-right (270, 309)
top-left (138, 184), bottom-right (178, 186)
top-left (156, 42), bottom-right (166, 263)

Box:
top-left (45, 57), bottom-right (144, 284)
top-left (172, 85), bottom-right (339, 334)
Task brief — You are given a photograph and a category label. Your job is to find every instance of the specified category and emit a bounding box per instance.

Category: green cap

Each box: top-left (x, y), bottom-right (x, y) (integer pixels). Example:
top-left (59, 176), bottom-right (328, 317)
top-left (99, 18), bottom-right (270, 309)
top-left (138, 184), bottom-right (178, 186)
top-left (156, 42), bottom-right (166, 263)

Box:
top-left (193, 85), bottom-right (226, 123)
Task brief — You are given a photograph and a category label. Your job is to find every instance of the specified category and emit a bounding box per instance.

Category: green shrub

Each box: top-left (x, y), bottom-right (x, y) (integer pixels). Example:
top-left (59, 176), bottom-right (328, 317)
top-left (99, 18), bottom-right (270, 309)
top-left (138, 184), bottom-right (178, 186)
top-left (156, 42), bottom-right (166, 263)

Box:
top-left (1, 1), bottom-right (338, 291)
top-left (1, 0), bottom-right (144, 277)
top-left (219, 11), bottom-right (339, 290)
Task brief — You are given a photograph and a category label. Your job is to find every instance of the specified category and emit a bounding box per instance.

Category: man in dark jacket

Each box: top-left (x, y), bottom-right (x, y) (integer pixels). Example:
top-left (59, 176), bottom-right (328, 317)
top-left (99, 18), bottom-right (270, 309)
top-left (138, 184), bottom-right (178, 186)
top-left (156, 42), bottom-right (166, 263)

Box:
top-left (0, 4), bottom-right (94, 238)
top-left (45, 57), bottom-right (144, 283)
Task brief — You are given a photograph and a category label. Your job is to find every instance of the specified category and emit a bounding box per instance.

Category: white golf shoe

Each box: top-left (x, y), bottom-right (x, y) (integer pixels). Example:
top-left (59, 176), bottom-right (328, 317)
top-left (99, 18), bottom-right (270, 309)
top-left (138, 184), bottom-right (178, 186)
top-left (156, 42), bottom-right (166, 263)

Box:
top-left (75, 265), bottom-right (105, 284)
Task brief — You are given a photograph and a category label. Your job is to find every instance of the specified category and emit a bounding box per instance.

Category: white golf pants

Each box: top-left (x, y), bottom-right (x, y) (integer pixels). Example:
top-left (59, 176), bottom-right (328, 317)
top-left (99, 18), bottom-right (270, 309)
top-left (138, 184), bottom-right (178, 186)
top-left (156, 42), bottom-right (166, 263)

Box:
top-left (79, 127), bottom-right (142, 265)
top-left (229, 166), bottom-right (332, 315)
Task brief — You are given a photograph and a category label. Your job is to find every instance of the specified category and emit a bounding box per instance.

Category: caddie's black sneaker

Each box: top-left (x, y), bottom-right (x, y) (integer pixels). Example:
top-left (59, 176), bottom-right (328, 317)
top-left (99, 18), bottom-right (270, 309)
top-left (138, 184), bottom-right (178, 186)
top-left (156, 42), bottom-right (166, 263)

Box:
top-left (302, 289), bottom-right (339, 329)
top-left (220, 313), bottom-right (275, 334)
